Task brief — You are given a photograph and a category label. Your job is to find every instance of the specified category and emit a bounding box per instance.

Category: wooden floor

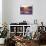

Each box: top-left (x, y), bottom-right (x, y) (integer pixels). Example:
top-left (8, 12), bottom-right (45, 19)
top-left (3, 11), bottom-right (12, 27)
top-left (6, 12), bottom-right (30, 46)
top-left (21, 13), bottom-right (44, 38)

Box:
top-left (31, 40), bottom-right (46, 46)
top-left (0, 44), bottom-right (46, 46)
top-left (0, 44), bottom-right (4, 46)
top-left (40, 45), bottom-right (46, 46)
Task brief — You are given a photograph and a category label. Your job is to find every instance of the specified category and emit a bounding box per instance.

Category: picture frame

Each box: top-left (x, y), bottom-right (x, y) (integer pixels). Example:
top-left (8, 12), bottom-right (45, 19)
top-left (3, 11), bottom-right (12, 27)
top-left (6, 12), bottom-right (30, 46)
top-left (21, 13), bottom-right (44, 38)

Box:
top-left (20, 6), bottom-right (33, 15)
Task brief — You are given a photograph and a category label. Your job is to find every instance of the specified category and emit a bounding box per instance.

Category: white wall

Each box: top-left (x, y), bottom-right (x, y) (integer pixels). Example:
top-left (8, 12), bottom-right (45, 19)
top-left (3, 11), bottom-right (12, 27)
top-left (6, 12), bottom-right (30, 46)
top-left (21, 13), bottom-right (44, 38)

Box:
top-left (8, 0), bottom-right (34, 24)
top-left (2, 0), bottom-right (8, 24)
top-left (0, 0), bottom-right (2, 27)
top-left (2, 0), bottom-right (46, 26)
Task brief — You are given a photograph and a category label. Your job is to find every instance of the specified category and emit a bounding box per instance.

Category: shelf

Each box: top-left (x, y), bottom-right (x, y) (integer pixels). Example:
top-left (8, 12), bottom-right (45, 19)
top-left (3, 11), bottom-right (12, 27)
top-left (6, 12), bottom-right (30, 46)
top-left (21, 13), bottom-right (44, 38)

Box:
top-left (10, 32), bottom-right (23, 34)
top-left (9, 25), bottom-right (31, 26)
top-left (16, 32), bottom-right (23, 33)
top-left (9, 25), bottom-right (31, 36)
top-left (10, 32), bottom-right (15, 33)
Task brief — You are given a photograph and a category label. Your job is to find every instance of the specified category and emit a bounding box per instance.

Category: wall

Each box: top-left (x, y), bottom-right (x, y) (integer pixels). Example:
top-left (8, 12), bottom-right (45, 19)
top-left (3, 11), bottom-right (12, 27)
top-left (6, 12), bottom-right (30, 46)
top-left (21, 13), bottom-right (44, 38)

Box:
top-left (0, 0), bottom-right (2, 27)
top-left (2, 0), bottom-right (46, 26)
top-left (8, 0), bottom-right (35, 24)
top-left (2, 0), bottom-right (8, 24)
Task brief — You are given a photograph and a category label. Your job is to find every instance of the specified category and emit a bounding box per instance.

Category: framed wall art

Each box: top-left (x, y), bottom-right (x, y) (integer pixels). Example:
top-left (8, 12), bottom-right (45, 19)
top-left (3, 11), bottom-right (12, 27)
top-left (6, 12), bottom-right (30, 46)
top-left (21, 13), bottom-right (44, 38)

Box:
top-left (20, 6), bottom-right (33, 15)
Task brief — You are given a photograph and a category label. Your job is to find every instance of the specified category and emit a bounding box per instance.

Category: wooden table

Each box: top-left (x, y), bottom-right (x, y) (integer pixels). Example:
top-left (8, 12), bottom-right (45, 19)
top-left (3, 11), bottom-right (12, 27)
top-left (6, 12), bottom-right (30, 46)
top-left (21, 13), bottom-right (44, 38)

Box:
top-left (15, 39), bottom-right (39, 46)
top-left (12, 39), bottom-right (32, 46)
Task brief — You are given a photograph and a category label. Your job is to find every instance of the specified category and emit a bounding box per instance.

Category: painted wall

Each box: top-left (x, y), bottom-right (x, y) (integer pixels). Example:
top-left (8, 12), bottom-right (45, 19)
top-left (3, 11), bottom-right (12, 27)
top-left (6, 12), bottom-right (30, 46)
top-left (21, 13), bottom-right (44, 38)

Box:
top-left (2, 0), bottom-right (46, 26)
top-left (2, 0), bottom-right (8, 24)
top-left (8, 0), bottom-right (35, 24)
top-left (0, 0), bottom-right (2, 27)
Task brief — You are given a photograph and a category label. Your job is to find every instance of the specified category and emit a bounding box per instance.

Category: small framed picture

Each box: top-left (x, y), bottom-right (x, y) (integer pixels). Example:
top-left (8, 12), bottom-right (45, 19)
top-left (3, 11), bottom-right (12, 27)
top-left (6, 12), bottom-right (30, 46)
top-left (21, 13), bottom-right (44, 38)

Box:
top-left (20, 6), bottom-right (33, 15)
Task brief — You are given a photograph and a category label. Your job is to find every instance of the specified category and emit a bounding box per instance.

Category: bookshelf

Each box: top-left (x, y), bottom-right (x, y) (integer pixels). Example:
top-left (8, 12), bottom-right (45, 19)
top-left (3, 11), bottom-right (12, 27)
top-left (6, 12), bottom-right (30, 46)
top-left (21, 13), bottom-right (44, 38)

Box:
top-left (9, 25), bottom-right (30, 37)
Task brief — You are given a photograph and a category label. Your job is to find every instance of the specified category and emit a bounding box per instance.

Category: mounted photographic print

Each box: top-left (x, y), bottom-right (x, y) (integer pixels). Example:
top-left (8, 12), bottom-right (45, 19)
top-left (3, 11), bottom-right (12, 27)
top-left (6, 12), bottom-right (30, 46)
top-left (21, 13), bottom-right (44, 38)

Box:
top-left (20, 6), bottom-right (32, 15)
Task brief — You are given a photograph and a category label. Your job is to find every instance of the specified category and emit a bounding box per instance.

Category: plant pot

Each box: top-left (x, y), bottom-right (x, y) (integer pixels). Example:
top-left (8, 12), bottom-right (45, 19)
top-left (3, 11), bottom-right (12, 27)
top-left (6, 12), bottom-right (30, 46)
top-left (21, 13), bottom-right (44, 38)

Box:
top-left (0, 38), bottom-right (5, 44)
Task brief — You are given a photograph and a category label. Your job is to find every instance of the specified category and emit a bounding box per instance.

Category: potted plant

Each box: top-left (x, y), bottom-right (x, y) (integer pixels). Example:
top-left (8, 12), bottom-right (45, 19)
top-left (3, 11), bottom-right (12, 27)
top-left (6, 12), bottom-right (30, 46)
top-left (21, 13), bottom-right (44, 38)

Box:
top-left (0, 23), bottom-right (9, 44)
